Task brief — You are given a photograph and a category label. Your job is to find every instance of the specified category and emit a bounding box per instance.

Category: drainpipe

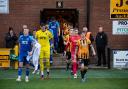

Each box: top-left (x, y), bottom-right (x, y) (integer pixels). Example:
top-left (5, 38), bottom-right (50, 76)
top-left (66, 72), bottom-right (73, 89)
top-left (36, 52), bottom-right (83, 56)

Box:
top-left (86, 0), bottom-right (90, 30)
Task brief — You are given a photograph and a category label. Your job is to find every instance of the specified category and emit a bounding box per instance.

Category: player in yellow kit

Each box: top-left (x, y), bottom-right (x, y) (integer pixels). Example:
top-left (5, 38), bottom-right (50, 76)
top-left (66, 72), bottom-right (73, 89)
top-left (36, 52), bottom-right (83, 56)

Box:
top-left (35, 23), bottom-right (53, 79)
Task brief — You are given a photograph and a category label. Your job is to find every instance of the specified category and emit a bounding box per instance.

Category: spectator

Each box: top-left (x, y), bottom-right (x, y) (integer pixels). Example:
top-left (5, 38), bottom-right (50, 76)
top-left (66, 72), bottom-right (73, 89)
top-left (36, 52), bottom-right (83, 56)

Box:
top-left (5, 27), bottom-right (18, 48)
top-left (82, 27), bottom-right (96, 57)
top-left (95, 26), bottom-right (108, 66)
top-left (82, 27), bottom-right (94, 43)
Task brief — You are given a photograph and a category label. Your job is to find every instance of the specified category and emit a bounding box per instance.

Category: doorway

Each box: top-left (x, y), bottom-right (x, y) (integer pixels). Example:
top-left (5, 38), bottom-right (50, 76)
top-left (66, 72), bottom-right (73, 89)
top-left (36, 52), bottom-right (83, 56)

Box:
top-left (40, 8), bottom-right (79, 28)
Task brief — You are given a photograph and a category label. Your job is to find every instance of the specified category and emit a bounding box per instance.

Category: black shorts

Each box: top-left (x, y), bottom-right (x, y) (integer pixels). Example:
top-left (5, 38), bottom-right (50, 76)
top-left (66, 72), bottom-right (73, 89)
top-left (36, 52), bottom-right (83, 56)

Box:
top-left (66, 51), bottom-right (71, 60)
top-left (80, 59), bottom-right (89, 66)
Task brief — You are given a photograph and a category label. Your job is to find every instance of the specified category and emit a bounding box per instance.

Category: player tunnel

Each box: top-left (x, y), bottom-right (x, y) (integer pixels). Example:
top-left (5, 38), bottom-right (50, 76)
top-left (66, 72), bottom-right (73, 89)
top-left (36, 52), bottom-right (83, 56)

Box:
top-left (40, 8), bottom-right (79, 29)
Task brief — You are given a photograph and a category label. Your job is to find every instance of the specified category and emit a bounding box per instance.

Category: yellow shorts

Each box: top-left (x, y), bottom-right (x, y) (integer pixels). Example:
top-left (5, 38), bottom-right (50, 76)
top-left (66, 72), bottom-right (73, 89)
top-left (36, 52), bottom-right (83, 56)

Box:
top-left (40, 47), bottom-right (50, 59)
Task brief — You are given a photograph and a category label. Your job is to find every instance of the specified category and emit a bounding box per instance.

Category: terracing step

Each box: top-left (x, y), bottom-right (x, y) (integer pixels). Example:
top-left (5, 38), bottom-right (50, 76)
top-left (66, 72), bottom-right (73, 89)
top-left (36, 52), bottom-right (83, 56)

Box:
top-left (51, 53), bottom-right (108, 69)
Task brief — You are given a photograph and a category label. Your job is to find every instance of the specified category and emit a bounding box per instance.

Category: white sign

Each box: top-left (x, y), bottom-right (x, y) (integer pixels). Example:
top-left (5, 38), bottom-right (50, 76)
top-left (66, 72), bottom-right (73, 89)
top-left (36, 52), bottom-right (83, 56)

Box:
top-left (112, 20), bottom-right (128, 35)
top-left (113, 50), bottom-right (128, 68)
top-left (0, 0), bottom-right (9, 14)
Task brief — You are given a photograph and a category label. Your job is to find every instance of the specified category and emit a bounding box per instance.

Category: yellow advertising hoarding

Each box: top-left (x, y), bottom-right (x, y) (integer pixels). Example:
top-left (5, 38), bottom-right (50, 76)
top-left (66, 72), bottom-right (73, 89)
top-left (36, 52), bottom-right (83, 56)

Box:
top-left (110, 0), bottom-right (128, 19)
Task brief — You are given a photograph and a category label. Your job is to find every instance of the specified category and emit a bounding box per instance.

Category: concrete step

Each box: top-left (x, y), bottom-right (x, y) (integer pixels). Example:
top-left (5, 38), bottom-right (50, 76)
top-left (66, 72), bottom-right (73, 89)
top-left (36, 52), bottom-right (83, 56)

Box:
top-left (50, 53), bottom-right (108, 69)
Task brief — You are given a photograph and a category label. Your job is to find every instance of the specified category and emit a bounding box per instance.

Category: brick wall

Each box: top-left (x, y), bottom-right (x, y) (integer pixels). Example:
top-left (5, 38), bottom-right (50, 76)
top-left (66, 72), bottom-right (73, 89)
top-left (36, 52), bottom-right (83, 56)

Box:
top-left (0, 0), bottom-right (127, 49)
top-left (0, 0), bottom-right (86, 47)
top-left (89, 0), bottom-right (128, 49)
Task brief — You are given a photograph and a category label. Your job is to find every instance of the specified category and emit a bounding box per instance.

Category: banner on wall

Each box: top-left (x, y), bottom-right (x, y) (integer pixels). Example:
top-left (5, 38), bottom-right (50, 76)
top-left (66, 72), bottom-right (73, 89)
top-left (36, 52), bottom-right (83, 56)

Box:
top-left (0, 0), bottom-right (9, 14)
top-left (110, 0), bottom-right (128, 19)
top-left (112, 20), bottom-right (128, 35)
top-left (113, 50), bottom-right (128, 68)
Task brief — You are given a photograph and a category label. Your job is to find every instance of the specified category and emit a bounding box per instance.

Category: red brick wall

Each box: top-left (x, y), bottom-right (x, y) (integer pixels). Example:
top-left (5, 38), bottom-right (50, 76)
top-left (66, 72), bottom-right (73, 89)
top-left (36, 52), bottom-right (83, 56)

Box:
top-left (89, 0), bottom-right (128, 49)
top-left (0, 0), bottom-right (86, 47)
top-left (0, 0), bottom-right (127, 49)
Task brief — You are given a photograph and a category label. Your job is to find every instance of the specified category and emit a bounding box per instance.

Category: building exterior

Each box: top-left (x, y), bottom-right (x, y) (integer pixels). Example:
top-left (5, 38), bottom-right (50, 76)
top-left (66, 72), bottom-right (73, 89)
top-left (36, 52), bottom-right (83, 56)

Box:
top-left (0, 0), bottom-right (128, 50)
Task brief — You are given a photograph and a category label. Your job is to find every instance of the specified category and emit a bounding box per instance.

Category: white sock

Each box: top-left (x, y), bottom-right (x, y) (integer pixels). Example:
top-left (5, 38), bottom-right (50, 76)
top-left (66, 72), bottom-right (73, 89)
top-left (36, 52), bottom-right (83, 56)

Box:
top-left (41, 71), bottom-right (44, 75)
top-left (26, 76), bottom-right (28, 79)
top-left (18, 76), bottom-right (21, 79)
top-left (47, 69), bottom-right (49, 72)
top-left (35, 65), bottom-right (38, 71)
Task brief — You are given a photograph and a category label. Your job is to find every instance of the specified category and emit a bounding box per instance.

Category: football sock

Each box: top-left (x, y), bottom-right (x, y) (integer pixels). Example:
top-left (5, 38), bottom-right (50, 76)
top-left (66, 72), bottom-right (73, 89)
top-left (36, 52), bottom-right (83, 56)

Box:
top-left (41, 71), bottom-right (44, 76)
top-left (47, 69), bottom-right (50, 76)
top-left (66, 63), bottom-right (70, 70)
top-left (18, 67), bottom-right (22, 76)
top-left (81, 70), bottom-right (84, 79)
top-left (26, 68), bottom-right (29, 76)
top-left (83, 70), bottom-right (87, 78)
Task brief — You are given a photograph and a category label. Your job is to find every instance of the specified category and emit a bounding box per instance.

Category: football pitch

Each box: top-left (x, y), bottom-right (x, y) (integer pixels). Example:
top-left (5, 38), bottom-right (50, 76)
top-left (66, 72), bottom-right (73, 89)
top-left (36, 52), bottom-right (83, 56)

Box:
top-left (0, 69), bottom-right (128, 89)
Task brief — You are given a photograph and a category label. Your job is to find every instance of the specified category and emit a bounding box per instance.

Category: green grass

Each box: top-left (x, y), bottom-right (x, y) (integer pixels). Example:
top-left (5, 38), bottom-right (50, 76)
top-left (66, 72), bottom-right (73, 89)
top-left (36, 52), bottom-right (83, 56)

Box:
top-left (0, 78), bottom-right (128, 89)
top-left (0, 69), bottom-right (128, 89)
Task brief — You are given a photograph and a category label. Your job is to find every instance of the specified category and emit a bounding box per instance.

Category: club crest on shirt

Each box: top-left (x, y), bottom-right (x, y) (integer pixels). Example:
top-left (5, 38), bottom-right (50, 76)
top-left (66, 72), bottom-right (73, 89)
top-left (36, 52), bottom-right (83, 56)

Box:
top-left (22, 41), bottom-right (28, 44)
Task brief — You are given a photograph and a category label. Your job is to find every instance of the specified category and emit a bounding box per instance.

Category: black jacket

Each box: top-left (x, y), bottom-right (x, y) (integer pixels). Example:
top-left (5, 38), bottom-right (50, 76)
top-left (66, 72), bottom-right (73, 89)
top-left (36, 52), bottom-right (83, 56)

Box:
top-left (5, 33), bottom-right (18, 48)
top-left (95, 32), bottom-right (108, 47)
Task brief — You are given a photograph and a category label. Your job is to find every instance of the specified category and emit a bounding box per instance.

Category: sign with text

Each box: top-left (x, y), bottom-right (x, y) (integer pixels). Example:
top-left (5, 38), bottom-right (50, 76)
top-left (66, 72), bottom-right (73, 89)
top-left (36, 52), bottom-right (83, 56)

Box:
top-left (110, 0), bottom-right (128, 19)
top-left (113, 50), bottom-right (128, 68)
top-left (113, 20), bottom-right (128, 35)
top-left (0, 0), bottom-right (9, 14)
